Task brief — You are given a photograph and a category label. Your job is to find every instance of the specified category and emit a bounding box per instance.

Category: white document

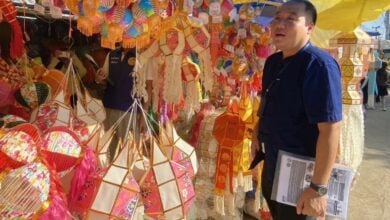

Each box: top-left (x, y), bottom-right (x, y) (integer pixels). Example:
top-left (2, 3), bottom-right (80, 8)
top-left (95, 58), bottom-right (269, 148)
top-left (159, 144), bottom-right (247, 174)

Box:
top-left (271, 151), bottom-right (354, 219)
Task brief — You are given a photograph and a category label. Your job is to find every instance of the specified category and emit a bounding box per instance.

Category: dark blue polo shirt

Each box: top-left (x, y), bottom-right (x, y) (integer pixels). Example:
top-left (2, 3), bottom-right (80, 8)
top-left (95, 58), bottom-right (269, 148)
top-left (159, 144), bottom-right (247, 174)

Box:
top-left (258, 43), bottom-right (342, 185)
top-left (103, 48), bottom-right (135, 111)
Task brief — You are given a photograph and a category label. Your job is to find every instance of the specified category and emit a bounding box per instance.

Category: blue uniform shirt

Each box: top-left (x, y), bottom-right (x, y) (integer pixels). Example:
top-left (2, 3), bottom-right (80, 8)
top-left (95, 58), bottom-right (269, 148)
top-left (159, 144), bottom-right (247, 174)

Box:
top-left (258, 43), bottom-right (342, 185)
top-left (103, 48), bottom-right (135, 111)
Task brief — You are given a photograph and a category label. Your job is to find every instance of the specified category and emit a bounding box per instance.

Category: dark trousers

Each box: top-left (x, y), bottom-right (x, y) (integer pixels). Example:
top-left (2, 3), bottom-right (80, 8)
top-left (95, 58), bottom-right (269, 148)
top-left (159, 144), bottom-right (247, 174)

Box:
top-left (261, 174), bottom-right (309, 220)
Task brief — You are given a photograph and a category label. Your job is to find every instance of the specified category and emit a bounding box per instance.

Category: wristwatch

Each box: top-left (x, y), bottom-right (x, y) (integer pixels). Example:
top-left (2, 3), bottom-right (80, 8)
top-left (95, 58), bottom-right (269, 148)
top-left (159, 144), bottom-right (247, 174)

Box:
top-left (310, 182), bottom-right (328, 196)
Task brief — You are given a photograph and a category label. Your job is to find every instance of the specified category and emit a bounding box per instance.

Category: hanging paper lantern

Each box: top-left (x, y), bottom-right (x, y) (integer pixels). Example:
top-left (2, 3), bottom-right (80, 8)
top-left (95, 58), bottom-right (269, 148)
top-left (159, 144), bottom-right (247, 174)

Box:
top-left (65, 0), bottom-right (80, 15)
top-left (160, 122), bottom-right (198, 178)
top-left (83, 0), bottom-right (99, 16)
top-left (138, 0), bottom-right (155, 17)
top-left (132, 2), bottom-right (148, 24)
top-left (100, 22), bottom-right (110, 37)
top-left (140, 139), bottom-right (195, 219)
top-left (105, 5), bottom-right (125, 24)
top-left (115, 0), bottom-right (132, 8)
top-left (120, 9), bottom-right (134, 28)
top-left (126, 23), bottom-right (143, 38)
top-left (76, 90), bottom-right (106, 125)
top-left (148, 14), bottom-right (162, 39)
top-left (0, 123), bottom-right (40, 170)
top-left (88, 136), bottom-right (142, 219)
top-left (0, 162), bottom-right (50, 219)
top-left (40, 69), bottom-right (66, 96)
top-left (98, 0), bottom-right (115, 12)
top-left (34, 91), bottom-right (72, 132)
top-left (41, 126), bottom-right (83, 176)
top-left (14, 82), bottom-right (51, 110)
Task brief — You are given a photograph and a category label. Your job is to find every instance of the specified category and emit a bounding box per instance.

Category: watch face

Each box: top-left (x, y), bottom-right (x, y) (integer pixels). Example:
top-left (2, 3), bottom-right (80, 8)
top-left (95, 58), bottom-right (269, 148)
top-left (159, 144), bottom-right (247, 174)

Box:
top-left (318, 187), bottom-right (328, 196)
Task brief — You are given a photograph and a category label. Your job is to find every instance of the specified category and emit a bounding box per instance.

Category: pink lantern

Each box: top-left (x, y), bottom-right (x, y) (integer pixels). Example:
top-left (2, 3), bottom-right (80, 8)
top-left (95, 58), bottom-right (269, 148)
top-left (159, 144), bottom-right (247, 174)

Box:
top-left (41, 126), bottom-right (83, 176)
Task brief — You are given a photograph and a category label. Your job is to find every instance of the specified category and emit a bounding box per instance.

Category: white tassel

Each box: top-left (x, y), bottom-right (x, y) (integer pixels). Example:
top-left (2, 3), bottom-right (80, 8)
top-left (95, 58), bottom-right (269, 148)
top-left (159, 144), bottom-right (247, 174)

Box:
top-left (163, 54), bottom-right (183, 104)
top-left (226, 193), bottom-right (235, 216)
top-left (243, 175), bottom-right (253, 192)
top-left (183, 80), bottom-right (201, 120)
top-left (338, 104), bottom-right (364, 171)
top-left (254, 189), bottom-right (260, 214)
top-left (214, 195), bottom-right (225, 215)
top-left (199, 49), bottom-right (214, 92)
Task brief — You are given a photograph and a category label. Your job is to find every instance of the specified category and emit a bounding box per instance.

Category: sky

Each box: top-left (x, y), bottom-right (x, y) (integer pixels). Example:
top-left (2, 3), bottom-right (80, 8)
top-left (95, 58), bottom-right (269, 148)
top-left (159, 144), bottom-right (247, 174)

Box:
top-left (361, 11), bottom-right (388, 40)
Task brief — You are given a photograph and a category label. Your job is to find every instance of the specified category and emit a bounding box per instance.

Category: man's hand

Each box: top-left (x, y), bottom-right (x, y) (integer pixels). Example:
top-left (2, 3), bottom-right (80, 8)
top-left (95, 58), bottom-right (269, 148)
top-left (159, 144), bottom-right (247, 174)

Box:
top-left (296, 187), bottom-right (327, 218)
top-left (95, 68), bottom-right (108, 84)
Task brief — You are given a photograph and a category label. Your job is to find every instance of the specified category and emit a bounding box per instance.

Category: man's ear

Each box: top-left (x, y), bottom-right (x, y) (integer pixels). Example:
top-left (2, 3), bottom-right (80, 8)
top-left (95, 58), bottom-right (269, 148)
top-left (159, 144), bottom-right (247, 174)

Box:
top-left (307, 23), bottom-right (315, 35)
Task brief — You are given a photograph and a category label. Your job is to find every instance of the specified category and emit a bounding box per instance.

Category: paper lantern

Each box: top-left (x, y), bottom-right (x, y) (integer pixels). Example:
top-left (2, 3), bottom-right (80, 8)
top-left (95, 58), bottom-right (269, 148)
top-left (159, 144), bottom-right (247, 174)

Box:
top-left (83, 0), bottom-right (99, 16)
top-left (98, 0), bottom-right (115, 12)
top-left (115, 0), bottom-right (133, 8)
top-left (160, 122), bottom-right (198, 178)
top-left (88, 135), bottom-right (142, 219)
top-left (140, 139), bottom-right (195, 219)
top-left (41, 69), bottom-right (66, 96)
top-left (41, 126), bottom-right (82, 176)
top-left (65, 0), bottom-right (80, 15)
top-left (75, 95), bottom-right (104, 126)
top-left (212, 100), bottom-right (246, 190)
top-left (0, 123), bottom-right (40, 170)
top-left (34, 90), bottom-right (72, 132)
top-left (14, 82), bottom-right (51, 110)
top-left (0, 162), bottom-right (50, 219)
top-left (105, 5), bottom-right (126, 24)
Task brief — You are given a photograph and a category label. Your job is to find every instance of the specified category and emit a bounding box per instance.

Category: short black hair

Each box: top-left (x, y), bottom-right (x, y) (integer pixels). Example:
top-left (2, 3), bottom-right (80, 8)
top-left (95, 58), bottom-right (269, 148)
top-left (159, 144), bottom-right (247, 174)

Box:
top-left (287, 0), bottom-right (317, 25)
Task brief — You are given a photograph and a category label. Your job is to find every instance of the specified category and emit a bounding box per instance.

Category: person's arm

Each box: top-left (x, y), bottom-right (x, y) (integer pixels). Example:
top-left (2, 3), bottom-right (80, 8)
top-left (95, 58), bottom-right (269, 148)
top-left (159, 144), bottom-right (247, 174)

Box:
top-left (95, 53), bottom-right (109, 84)
top-left (311, 121), bottom-right (341, 185)
top-left (297, 57), bottom-right (343, 217)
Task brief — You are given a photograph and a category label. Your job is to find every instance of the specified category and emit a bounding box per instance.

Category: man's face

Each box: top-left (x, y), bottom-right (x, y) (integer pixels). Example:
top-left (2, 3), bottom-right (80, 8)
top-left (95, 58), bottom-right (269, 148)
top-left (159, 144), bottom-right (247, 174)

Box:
top-left (270, 2), bottom-right (314, 52)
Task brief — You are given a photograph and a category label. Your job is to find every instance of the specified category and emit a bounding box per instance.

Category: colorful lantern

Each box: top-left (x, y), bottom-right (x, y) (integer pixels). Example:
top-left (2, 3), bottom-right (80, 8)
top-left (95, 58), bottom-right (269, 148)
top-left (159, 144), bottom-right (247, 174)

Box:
top-left (0, 123), bottom-right (40, 170)
top-left (0, 162), bottom-right (50, 219)
top-left (88, 135), bottom-right (142, 219)
top-left (140, 139), bottom-right (195, 219)
top-left (41, 126), bottom-right (82, 176)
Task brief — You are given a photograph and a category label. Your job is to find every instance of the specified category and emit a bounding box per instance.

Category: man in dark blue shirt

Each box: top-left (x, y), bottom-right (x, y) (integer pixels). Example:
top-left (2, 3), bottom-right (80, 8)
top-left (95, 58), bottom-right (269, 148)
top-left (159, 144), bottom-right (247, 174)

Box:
top-left (251, 1), bottom-right (342, 219)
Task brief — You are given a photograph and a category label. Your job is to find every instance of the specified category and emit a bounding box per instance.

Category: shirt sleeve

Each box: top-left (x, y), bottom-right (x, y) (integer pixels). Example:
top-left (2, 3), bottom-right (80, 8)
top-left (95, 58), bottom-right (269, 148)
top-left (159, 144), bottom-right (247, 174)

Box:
top-left (303, 58), bottom-right (343, 124)
top-left (102, 53), bottom-right (109, 75)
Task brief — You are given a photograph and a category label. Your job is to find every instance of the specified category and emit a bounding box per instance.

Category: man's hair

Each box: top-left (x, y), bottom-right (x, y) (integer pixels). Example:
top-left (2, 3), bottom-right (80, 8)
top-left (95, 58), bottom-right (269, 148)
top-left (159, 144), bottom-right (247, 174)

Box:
top-left (287, 0), bottom-right (317, 25)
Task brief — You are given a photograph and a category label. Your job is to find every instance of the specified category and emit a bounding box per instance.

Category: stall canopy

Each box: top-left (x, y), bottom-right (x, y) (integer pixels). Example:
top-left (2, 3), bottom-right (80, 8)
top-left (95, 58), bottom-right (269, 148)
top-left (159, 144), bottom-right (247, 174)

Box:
top-left (315, 0), bottom-right (390, 33)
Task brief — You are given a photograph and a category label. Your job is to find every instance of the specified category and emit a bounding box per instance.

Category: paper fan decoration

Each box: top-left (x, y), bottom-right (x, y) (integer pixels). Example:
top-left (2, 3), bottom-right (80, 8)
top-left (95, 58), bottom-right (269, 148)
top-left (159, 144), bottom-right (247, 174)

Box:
top-left (0, 123), bottom-right (40, 170)
top-left (0, 114), bottom-right (26, 128)
top-left (34, 91), bottom-right (72, 133)
top-left (14, 82), bottom-right (51, 110)
top-left (160, 122), bottom-right (198, 178)
top-left (0, 162), bottom-right (50, 219)
top-left (116, 0), bottom-right (133, 8)
top-left (88, 135), bottom-right (142, 219)
top-left (105, 5), bottom-right (127, 25)
top-left (140, 139), bottom-right (195, 219)
top-left (98, 0), bottom-right (115, 12)
top-left (42, 126), bottom-right (82, 175)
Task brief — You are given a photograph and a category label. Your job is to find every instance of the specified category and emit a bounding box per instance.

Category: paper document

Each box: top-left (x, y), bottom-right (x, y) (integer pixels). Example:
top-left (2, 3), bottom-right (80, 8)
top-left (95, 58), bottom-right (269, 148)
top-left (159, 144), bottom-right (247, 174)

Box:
top-left (271, 151), bottom-right (354, 219)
